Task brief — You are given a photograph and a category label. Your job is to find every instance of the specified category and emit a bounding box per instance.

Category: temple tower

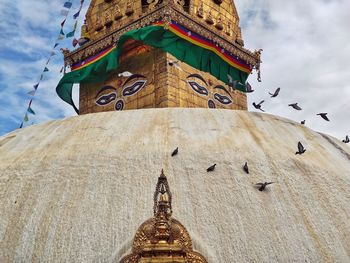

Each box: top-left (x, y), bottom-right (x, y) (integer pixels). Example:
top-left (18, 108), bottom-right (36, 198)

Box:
top-left (63, 0), bottom-right (261, 114)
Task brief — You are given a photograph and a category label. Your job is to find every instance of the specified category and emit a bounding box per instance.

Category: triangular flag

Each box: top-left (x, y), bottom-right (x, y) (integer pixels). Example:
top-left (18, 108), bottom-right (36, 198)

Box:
top-left (57, 34), bottom-right (65, 40)
top-left (24, 113), bottom-right (29, 122)
top-left (72, 38), bottom-right (79, 47)
top-left (61, 19), bottom-right (66, 28)
top-left (63, 2), bottom-right (72, 9)
top-left (73, 21), bottom-right (78, 30)
top-left (61, 9), bottom-right (69, 16)
top-left (33, 83), bottom-right (39, 90)
top-left (54, 43), bottom-right (59, 48)
top-left (44, 67), bottom-right (49, 72)
top-left (66, 30), bottom-right (75, 38)
top-left (28, 106), bottom-right (36, 115)
top-left (73, 10), bottom-right (81, 19)
top-left (27, 90), bottom-right (36, 96)
top-left (19, 122), bottom-right (23, 129)
top-left (60, 66), bottom-right (64, 73)
top-left (60, 28), bottom-right (65, 35)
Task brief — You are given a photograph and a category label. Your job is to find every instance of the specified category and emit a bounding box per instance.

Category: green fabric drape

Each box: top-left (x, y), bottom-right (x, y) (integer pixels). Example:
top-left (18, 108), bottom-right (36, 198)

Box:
top-left (56, 25), bottom-right (249, 111)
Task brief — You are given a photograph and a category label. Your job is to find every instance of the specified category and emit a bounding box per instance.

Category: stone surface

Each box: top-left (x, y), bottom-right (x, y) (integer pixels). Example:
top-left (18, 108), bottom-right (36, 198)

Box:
top-left (0, 109), bottom-right (349, 262)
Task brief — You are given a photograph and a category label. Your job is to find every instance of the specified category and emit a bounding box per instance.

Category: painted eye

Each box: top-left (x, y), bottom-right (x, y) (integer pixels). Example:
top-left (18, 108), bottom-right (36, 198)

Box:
top-left (95, 93), bottom-right (117, 106)
top-left (122, 80), bottom-right (147, 96)
top-left (188, 81), bottom-right (209, 95)
top-left (115, 100), bottom-right (124, 111)
top-left (208, 100), bottom-right (216, 108)
top-left (214, 93), bottom-right (232, 105)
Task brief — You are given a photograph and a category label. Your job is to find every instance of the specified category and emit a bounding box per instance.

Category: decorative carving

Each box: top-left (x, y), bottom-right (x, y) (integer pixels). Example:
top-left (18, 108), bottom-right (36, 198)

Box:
top-left (196, 2), bottom-right (204, 18)
top-left (226, 21), bottom-right (232, 36)
top-left (114, 4), bottom-right (123, 20)
top-left (147, 0), bottom-right (160, 10)
top-left (104, 12), bottom-right (113, 27)
top-left (125, 1), bottom-right (134, 16)
top-left (95, 17), bottom-right (103, 31)
top-left (215, 15), bottom-right (223, 30)
top-left (120, 170), bottom-right (208, 263)
top-left (205, 10), bottom-right (214, 25)
top-left (64, 2), bottom-right (261, 73)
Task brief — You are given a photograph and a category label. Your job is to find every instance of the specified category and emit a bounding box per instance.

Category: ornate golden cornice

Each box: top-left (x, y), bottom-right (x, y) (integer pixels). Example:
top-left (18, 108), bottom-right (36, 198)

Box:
top-left (120, 170), bottom-right (207, 263)
top-left (64, 1), bottom-right (261, 70)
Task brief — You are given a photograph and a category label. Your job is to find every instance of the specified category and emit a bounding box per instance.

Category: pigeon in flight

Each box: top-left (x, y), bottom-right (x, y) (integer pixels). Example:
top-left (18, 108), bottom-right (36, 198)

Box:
top-left (118, 71), bottom-right (133, 77)
top-left (252, 100), bottom-right (265, 112)
top-left (245, 82), bottom-right (254, 93)
top-left (171, 147), bottom-right (178, 157)
top-left (269, 87), bottom-right (280, 98)
top-left (255, 182), bottom-right (274, 191)
top-left (317, 113), bottom-right (330, 121)
top-left (295, 141), bottom-right (306, 155)
top-left (301, 120), bottom-right (306, 125)
top-left (342, 135), bottom-right (349, 143)
top-left (288, 103), bottom-right (302, 111)
top-left (227, 74), bottom-right (239, 91)
top-left (243, 162), bottom-right (249, 174)
top-left (207, 164), bottom-right (216, 172)
top-left (168, 60), bottom-right (183, 71)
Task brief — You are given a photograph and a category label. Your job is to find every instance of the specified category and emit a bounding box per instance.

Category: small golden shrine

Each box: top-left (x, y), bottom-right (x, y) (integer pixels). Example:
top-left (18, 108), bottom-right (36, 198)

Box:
top-left (120, 170), bottom-right (207, 263)
top-left (62, 0), bottom-right (261, 114)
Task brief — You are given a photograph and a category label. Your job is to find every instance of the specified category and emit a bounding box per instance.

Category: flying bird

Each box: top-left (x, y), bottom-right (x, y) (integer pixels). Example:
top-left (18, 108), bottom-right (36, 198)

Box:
top-left (269, 87), bottom-right (280, 98)
top-left (171, 147), bottom-right (178, 157)
top-left (245, 82), bottom-right (254, 93)
top-left (295, 141), bottom-right (306, 155)
top-left (317, 113), bottom-right (330, 121)
top-left (227, 74), bottom-right (239, 91)
top-left (168, 60), bottom-right (183, 71)
top-left (207, 164), bottom-right (216, 172)
top-left (118, 71), bottom-right (133, 77)
top-left (243, 162), bottom-right (249, 174)
top-left (252, 100), bottom-right (265, 112)
top-left (301, 120), bottom-right (306, 125)
top-left (342, 135), bottom-right (349, 143)
top-left (255, 182), bottom-right (274, 191)
top-left (288, 103), bottom-right (302, 111)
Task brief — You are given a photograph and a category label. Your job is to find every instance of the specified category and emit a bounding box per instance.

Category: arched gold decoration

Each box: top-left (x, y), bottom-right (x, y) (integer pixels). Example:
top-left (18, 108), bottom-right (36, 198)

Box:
top-left (120, 170), bottom-right (207, 263)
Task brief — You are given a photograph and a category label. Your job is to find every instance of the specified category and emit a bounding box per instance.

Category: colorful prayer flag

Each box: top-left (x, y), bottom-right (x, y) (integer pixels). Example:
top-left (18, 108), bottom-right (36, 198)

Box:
top-left (63, 2), bottom-right (72, 9)
top-left (27, 106), bottom-right (36, 115)
top-left (27, 90), bottom-right (36, 96)
top-left (58, 34), bottom-right (65, 40)
top-left (66, 30), bottom-right (75, 38)
top-left (19, 122), bottom-right (23, 129)
top-left (73, 10), bottom-right (81, 19)
top-left (60, 66), bottom-right (64, 73)
top-left (54, 43), bottom-right (59, 48)
top-left (72, 38), bottom-right (79, 47)
top-left (61, 19), bottom-right (66, 28)
top-left (61, 9), bottom-right (69, 16)
top-left (33, 83), bottom-right (39, 90)
top-left (44, 67), bottom-right (49, 72)
top-left (24, 113), bottom-right (29, 122)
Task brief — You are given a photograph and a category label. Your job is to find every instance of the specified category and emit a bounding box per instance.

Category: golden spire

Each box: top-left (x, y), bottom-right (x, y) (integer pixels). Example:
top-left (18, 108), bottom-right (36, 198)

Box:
top-left (120, 170), bottom-right (208, 263)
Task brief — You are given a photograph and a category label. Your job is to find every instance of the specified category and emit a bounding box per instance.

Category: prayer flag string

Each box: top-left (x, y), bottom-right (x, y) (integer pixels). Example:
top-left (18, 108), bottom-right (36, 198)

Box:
top-left (19, 0), bottom-right (74, 129)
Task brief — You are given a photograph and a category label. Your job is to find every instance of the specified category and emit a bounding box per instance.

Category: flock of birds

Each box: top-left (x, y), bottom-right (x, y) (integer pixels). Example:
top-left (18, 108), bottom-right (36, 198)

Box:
top-left (168, 80), bottom-right (349, 193)
top-left (170, 147), bottom-right (274, 192)
top-left (247, 84), bottom-right (349, 143)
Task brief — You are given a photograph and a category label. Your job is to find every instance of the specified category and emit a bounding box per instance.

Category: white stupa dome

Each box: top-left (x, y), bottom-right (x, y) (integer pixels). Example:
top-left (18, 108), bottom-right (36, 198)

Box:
top-left (0, 108), bottom-right (349, 262)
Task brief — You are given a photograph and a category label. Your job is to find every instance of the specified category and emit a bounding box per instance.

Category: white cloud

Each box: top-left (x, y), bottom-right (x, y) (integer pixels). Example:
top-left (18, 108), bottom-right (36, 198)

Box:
top-left (235, 0), bottom-right (350, 139)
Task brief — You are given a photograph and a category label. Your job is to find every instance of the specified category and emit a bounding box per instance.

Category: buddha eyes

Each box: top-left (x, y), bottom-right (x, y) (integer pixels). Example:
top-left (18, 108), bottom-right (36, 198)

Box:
top-left (122, 80), bottom-right (147, 96)
top-left (187, 81), bottom-right (209, 95)
top-left (214, 93), bottom-right (232, 105)
top-left (95, 92), bottom-right (117, 106)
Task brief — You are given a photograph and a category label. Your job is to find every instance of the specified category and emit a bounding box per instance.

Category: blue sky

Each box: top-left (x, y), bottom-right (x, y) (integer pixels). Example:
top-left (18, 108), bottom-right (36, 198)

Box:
top-left (0, 0), bottom-right (349, 140)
